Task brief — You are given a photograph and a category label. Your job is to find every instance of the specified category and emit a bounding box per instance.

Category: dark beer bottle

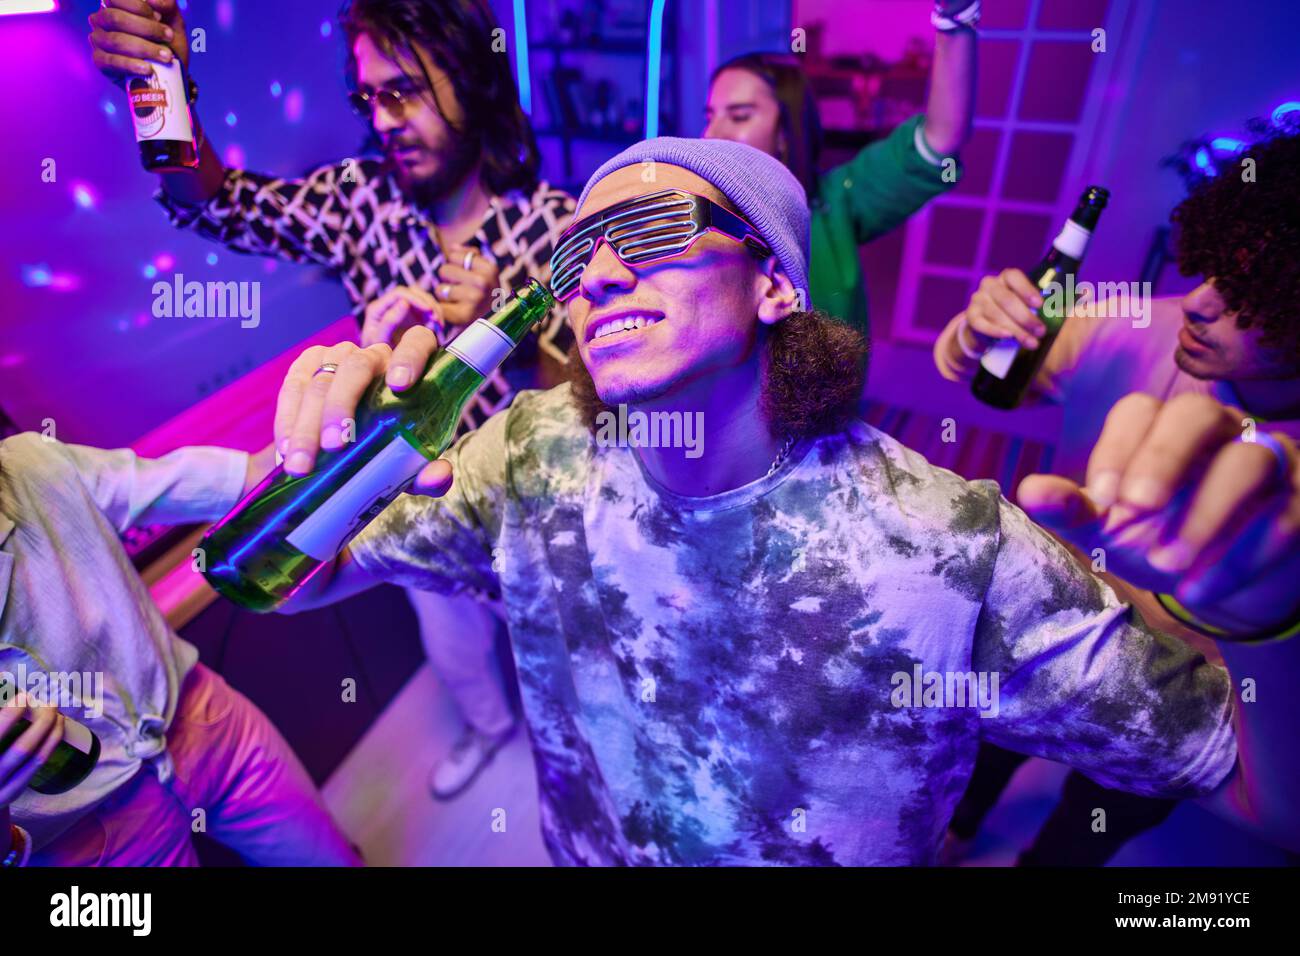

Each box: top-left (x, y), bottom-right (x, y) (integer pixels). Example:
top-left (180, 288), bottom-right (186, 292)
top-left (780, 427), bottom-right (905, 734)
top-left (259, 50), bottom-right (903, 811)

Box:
top-left (127, 58), bottom-right (198, 172)
top-left (0, 682), bottom-right (102, 796)
top-left (971, 186), bottom-right (1110, 409)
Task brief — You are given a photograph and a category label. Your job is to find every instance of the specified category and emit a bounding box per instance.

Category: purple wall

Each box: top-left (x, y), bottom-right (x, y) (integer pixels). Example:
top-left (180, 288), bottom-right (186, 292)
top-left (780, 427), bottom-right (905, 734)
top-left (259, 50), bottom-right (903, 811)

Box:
top-left (2, 1), bottom-right (364, 447)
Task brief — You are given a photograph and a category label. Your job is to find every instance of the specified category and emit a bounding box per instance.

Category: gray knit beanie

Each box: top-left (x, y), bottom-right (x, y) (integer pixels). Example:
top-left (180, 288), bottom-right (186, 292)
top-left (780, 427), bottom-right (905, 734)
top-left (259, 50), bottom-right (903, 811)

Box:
top-left (577, 137), bottom-right (811, 306)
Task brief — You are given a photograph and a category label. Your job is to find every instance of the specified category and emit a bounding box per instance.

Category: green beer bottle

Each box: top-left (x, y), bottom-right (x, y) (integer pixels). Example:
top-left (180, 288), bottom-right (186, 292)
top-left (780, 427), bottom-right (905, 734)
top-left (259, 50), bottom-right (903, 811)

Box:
top-left (201, 279), bottom-right (554, 612)
top-left (971, 186), bottom-right (1110, 409)
top-left (0, 681), bottom-right (102, 795)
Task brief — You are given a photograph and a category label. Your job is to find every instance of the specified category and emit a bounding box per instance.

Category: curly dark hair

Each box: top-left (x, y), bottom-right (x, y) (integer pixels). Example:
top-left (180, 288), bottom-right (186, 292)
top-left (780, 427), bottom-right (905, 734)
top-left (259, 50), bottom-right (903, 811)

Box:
top-left (338, 0), bottom-right (540, 196)
top-left (1171, 127), bottom-right (1300, 357)
top-left (567, 311), bottom-right (869, 441)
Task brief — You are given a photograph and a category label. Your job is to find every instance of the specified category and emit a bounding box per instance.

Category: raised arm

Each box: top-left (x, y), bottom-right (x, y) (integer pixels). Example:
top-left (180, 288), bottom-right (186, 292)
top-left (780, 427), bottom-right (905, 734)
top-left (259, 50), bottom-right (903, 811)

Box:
top-left (89, 0), bottom-right (226, 205)
top-left (90, 0), bottom-right (358, 269)
top-left (826, 5), bottom-right (978, 246)
top-left (921, 2), bottom-right (979, 156)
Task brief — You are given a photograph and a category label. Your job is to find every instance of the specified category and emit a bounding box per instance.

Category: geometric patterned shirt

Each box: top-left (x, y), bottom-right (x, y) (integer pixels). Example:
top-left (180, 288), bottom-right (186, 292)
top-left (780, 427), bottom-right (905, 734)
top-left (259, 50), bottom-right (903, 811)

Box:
top-left (156, 159), bottom-right (576, 434)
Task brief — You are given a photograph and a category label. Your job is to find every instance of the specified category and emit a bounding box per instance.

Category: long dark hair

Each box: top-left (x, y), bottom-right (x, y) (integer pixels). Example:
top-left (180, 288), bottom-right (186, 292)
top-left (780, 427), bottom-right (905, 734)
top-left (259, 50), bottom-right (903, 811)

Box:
top-left (711, 52), bottom-right (824, 203)
top-left (339, 0), bottom-right (540, 196)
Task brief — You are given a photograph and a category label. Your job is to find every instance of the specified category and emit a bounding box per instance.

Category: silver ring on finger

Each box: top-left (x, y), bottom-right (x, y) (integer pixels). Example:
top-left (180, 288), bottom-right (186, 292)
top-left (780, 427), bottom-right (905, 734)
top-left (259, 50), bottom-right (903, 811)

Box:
top-left (462, 250), bottom-right (476, 271)
top-left (1238, 431), bottom-right (1291, 486)
top-left (438, 283), bottom-right (452, 301)
top-left (314, 362), bottom-right (340, 378)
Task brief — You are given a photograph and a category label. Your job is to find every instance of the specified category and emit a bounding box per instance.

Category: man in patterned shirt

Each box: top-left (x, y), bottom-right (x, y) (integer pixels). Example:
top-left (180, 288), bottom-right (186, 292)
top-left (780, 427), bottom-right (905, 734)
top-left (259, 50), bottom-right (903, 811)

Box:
top-left (90, 0), bottom-right (575, 799)
top-left (275, 137), bottom-right (1298, 865)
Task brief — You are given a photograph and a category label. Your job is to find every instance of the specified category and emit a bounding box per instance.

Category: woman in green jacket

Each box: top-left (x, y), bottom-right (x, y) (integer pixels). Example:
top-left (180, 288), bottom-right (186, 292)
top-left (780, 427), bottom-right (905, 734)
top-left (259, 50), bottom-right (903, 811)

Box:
top-left (703, 1), bottom-right (979, 336)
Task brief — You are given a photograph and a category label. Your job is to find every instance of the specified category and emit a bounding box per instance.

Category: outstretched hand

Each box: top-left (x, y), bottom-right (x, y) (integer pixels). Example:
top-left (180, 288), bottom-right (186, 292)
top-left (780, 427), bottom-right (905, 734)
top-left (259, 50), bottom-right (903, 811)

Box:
top-left (1018, 392), bottom-right (1300, 636)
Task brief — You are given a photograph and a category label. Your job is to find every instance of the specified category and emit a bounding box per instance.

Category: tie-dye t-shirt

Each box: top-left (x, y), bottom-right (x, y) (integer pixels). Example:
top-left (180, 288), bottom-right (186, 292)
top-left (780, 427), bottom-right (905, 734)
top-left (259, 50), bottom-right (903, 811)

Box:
top-left (348, 384), bottom-right (1237, 866)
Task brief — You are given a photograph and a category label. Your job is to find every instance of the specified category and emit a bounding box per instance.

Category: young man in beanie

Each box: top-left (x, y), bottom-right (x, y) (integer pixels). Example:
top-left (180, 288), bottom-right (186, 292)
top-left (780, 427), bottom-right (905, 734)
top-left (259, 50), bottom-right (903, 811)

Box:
top-left (265, 138), bottom-right (1300, 865)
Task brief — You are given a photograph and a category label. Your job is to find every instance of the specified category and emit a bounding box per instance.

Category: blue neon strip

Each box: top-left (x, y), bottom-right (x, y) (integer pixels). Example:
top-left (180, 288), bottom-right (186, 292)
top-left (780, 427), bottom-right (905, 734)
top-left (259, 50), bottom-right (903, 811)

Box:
top-left (513, 0), bottom-right (532, 114)
top-left (216, 418), bottom-right (405, 572)
top-left (1209, 137), bottom-right (1244, 153)
top-left (645, 0), bottom-right (667, 138)
top-left (1271, 101), bottom-right (1300, 126)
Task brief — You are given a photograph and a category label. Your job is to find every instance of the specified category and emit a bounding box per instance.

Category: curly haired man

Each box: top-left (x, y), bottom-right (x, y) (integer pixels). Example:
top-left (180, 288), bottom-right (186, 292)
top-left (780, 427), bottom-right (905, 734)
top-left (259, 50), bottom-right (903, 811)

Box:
top-left (933, 127), bottom-right (1300, 865)
top-left (935, 126), bottom-right (1300, 479)
top-left (262, 136), bottom-right (1300, 866)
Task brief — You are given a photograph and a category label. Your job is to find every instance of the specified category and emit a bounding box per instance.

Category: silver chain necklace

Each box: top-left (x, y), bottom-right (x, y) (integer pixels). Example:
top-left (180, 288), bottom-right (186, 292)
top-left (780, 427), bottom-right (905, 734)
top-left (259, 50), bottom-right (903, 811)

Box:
top-left (764, 434), bottom-right (798, 480)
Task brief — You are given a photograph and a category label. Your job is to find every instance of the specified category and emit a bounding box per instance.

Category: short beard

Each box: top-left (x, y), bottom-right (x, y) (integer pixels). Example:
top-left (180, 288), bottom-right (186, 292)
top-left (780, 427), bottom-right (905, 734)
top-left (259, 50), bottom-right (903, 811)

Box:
top-left (567, 310), bottom-right (869, 440)
top-left (1172, 346), bottom-right (1216, 380)
top-left (394, 133), bottom-right (481, 209)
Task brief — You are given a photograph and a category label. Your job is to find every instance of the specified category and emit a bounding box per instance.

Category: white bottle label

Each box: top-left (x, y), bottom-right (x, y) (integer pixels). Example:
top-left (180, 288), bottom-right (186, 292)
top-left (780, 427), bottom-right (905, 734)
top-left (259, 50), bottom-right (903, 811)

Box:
top-left (285, 435), bottom-right (431, 561)
top-left (62, 717), bottom-right (95, 757)
top-left (980, 338), bottom-right (1019, 379)
top-left (446, 319), bottom-right (516, 376)
top-left (126, 59), bottom-right (194, 143)
top-left (1052, 220), bottom-right (1092, 259)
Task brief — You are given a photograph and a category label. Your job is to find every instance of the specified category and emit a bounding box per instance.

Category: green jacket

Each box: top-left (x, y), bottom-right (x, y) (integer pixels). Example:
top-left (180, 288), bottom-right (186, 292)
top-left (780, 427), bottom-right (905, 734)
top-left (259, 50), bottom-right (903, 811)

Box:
top-left (809, 115), bottom-right (959, 336)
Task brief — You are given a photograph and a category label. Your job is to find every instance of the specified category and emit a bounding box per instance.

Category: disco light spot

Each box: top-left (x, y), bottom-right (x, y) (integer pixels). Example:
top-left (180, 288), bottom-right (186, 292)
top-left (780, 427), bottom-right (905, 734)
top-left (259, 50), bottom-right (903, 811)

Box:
top-left (22, 265), bottom-right (51, 286)
top-left (143, 264), bottom-right (158, 279)
top-left (72, 183), bottom-right (96, 209)
top-left (270, 81), bottom-right (282, 97)
top-left (216, 0), bottom-right (233, 30)
top-left (102, 99), bottom-right (117, 117)
top-left (207, 252), bottom-right (219, 266)
top-left (154, 253), bottom-right (176, 271)
top-left (22, 264), bottom-right (79, 291)
top-left (284, 88), bottom-right (304, 123)
top-left (320, 21), bottom-right (332, 38)
top-left (225, 111), bottom-right (237, 127)
top-left (224, 144), bottom-right (246, 168)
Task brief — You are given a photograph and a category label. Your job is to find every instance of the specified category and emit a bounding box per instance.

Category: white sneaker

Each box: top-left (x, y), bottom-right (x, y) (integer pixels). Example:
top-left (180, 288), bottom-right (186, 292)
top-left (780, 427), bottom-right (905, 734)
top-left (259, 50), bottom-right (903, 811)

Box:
top-left (429, 723), bottom-right (517, 800)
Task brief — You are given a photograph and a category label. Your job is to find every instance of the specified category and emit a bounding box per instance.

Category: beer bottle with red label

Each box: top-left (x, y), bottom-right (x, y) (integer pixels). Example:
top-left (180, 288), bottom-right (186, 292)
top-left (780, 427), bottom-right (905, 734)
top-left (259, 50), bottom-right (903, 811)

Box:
top-left (126, 58), bottom-right (198, 172)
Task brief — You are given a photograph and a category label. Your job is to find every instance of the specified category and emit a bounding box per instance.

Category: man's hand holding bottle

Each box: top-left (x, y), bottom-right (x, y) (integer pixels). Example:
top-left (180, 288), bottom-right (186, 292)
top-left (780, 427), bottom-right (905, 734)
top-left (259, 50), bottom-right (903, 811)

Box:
top-left (959, 268), bottom-right (1050, 353)
top-left (89, 0), bottom-right (188, 81)
top-left (1, 693), bottom-right (66, 863)
top-left (274, 329), bottom-right (454, 498)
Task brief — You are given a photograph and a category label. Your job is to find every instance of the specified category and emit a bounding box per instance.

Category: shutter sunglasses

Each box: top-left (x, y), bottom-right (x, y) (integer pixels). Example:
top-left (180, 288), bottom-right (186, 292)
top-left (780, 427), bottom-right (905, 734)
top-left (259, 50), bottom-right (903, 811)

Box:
top-left (548, 188), bottom-right (773, 303)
